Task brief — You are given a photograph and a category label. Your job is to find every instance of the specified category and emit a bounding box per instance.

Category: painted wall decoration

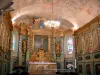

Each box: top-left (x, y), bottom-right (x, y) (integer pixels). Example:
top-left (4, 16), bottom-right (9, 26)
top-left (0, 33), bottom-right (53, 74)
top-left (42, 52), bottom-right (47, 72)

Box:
top-left (0, 12), bottom-right (11, 52)
top-left (75, 16), bottom-right (100, 54)
top-left (84, 32), bottom-right (90, 53)
top-left (67, 37), bottom-right (73, 54)
top-left (75, 16), bottom-right (100, 75)
top-left (92, 28), bottom-right (99, 51)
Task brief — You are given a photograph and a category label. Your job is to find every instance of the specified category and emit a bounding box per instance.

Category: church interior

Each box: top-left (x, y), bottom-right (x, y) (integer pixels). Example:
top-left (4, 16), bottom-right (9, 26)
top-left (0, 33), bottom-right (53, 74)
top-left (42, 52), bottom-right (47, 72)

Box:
top-left (0, 0), bottom-right (100, 75)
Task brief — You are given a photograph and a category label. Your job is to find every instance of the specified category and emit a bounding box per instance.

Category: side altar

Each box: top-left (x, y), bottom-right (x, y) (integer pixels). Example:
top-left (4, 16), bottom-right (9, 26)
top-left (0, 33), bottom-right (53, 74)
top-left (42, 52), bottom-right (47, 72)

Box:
top-left (28, 49), bottom-right (57, 74)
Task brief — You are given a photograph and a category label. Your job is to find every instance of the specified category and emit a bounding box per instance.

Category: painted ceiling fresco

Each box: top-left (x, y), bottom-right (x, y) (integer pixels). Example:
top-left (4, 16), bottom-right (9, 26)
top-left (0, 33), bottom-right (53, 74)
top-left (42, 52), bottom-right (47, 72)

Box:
top-left (9, 0), bottom-right (100, 31)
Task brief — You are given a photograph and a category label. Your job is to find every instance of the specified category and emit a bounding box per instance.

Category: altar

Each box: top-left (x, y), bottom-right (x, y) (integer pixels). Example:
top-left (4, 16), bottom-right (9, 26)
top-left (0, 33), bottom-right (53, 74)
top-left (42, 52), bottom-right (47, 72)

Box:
top-left (29, 48), bottom-right (57, 74)
top-left (28, 62), bottom-right (57, 74)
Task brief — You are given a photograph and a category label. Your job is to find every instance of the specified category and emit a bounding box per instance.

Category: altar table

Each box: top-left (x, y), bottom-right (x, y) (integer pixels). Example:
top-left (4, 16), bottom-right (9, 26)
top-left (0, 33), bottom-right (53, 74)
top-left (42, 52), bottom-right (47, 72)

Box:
top-left (28, 62), bottom-right (57, 74)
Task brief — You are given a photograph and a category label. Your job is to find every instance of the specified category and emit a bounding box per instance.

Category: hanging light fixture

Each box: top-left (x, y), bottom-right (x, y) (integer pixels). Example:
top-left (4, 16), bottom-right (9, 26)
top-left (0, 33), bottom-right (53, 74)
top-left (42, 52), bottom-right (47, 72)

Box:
top-left (44, 0), bottom-right (60, 29)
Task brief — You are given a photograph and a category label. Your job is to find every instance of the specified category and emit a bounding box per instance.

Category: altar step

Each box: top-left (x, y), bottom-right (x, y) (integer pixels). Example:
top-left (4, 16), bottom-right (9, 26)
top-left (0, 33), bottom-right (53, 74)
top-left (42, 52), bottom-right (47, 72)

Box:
top-left (29, 73), bottom-right (78, 75)
top-left (29, 74), bottom-right (59, 75)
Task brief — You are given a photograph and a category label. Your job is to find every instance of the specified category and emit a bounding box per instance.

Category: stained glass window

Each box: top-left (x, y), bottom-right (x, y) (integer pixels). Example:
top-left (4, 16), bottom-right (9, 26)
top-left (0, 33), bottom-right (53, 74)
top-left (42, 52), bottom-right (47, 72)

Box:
top-left (12, 33), bottom-right (16, 50)
top-left (67, 37), bottom-right (73, 54)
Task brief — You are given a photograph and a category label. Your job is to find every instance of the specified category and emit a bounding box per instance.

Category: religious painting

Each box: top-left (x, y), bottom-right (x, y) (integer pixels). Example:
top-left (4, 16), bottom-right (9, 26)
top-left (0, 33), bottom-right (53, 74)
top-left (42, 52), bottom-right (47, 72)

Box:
top-left (84, 32), bottom-right (90, 53)
top-left (95, 64), bottom-right (100, 75)
top-left (92, 28), bottom-right (99, 51)
top-left (34, 35), bottom-right (48, 52)
top-left (86, 64), bottom-right (91, 75)
top-left (76, 35), bottom-right (83, 55)
top-left (67, 37), bottom-right (73, 54)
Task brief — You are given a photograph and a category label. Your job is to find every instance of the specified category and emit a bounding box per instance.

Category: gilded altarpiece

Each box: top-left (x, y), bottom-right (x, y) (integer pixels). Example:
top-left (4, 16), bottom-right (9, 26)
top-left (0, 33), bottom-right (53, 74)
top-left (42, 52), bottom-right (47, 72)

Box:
top-left (0, 12), bottom-right (13, 75)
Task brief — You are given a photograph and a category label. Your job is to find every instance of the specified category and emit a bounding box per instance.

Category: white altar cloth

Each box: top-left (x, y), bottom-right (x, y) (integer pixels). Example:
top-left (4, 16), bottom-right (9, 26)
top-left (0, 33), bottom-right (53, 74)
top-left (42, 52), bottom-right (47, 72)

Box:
top-left (28, 62), bottom-right (57, 74)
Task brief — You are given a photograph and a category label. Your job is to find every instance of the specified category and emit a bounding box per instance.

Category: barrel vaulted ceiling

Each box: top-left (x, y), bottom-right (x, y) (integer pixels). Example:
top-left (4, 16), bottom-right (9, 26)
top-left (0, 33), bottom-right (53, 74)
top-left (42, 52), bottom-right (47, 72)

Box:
top-left (1, 0), bottom-right (100, 31)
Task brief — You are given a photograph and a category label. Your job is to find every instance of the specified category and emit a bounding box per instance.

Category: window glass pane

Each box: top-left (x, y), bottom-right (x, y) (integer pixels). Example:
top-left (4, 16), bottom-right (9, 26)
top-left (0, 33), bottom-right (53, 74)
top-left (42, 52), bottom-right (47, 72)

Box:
top-left (67, 37), bottom-right (73, 54)
top-left (12, 33), bottom-right (16, 50)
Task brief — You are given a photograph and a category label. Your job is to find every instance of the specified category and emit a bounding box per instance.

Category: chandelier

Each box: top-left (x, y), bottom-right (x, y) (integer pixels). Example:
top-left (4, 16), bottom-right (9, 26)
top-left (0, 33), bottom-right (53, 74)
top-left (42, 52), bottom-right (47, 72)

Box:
top-left (44, 0), bottom-right (60, 29)
top-left (44, 20), bottom-right (60, 29)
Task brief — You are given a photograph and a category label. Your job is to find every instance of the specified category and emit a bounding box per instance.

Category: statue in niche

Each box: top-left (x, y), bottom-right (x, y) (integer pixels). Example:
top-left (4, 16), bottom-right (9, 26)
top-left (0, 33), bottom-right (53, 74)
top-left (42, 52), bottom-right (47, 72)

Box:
top-left (33, 19), bottom-right (40, 29)
top-left (56, 41), bottom-right (61, 57)
top-left (30, 52), bottom-right (38, 62)
top-left (22, 40), bottom-right (26, 54)
top-left (20, 23), bottom-right (28, 35)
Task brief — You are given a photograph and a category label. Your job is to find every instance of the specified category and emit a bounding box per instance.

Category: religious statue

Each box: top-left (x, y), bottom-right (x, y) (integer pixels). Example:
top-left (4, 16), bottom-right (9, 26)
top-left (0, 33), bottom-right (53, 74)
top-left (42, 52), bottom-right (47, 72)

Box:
top-left (30, 52), bottom-right (38, 62)
top-left (38, 49), bottom-right (45, 62)
top-left (56, 42), bottom-right (61, 57)
top-left (30, 48), bottom-right (52, 62)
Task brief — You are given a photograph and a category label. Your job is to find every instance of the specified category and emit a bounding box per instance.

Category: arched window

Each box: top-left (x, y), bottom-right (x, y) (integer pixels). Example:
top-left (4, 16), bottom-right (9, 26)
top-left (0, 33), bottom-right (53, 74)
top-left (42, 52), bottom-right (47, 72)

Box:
top-left (67, 37), bottom-right (73, 54)
top-left (12, 33), bottom-right (16, 50)
top-left (12, 31), bottom-right (18, 51)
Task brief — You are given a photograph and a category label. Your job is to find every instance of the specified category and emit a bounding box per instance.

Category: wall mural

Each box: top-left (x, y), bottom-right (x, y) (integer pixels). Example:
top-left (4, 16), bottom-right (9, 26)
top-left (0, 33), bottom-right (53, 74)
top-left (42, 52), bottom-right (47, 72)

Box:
top-left (92, 28), bottom-right (99, 51)
top-left (75, 15), bottom-right (100, 75)
top-left (75, 16), bottom-right (100, 54)
top-left (34, 35), bottom-right (48, 52)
